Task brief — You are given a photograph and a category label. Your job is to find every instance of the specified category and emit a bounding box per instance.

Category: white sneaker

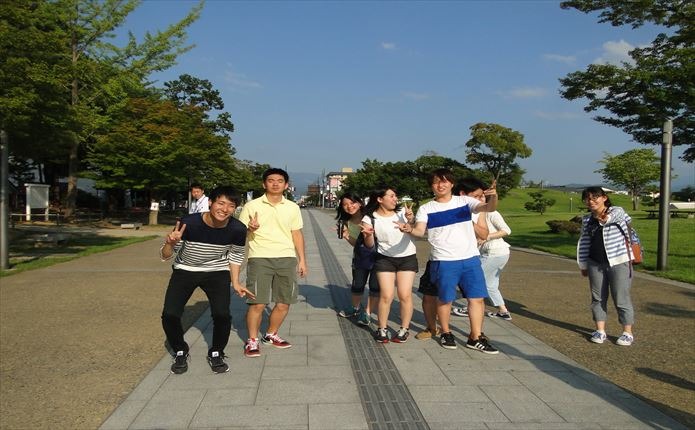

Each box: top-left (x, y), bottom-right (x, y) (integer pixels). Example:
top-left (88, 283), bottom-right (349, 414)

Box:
top-left (616, 333), bottom-right (634, 346)
top-left (451, 307), bottom-right (468, 317)
top-left (590, 331), bottom-right (607, 344)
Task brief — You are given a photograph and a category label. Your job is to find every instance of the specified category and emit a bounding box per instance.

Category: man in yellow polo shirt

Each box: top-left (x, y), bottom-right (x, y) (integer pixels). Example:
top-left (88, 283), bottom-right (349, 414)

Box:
top-left (239, 168), bottom-right (307, 357)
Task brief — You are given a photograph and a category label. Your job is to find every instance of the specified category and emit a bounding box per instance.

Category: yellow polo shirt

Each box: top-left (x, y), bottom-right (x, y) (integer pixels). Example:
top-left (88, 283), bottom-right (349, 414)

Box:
top-left (239, 194), bottom-right (303, 259)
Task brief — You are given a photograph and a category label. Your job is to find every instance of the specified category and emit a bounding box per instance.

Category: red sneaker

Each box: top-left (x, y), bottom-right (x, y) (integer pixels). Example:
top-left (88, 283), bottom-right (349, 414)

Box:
top-left (244, 338), bottom-right (261, 358)
top-left (261, 332), bottom-right (292, 349)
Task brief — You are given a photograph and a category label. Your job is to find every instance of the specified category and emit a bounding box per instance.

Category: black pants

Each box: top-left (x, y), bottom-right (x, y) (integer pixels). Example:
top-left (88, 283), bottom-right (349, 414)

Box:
top-left (161, 269), bottom-right (231, 356)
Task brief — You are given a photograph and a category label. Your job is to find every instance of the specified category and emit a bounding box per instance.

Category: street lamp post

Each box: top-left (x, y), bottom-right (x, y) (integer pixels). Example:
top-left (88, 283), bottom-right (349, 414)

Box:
top-left (657, 119), bottom-right (673, 270)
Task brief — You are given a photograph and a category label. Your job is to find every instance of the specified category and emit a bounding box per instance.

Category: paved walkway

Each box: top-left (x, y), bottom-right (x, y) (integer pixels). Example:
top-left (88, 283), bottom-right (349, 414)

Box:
top-left (100, 209), bottom-right (685, 430)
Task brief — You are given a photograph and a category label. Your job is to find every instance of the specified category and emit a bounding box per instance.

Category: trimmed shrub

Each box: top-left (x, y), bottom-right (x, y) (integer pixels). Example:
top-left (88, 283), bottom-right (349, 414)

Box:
top-left (546, 219), bottom-right (582, 235)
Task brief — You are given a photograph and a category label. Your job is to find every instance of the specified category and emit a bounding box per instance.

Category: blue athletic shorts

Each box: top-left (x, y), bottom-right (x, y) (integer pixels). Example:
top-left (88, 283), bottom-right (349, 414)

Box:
top-left (430, 257), bottom-right (488, 303)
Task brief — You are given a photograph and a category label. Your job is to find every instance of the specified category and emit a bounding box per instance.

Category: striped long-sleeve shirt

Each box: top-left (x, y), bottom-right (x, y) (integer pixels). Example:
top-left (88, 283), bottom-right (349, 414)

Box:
top-left (576, 206), bottom-right (633, 270)
top-left (161, 213), bottom-right (247, 272)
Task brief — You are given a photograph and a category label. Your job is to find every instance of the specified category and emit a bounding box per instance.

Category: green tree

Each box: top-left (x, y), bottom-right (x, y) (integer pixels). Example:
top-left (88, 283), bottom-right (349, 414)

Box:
top-left (524, 191), bottom-right (556, 215)
top-left (596, 148), bottom-right (661, 210)
top-left (0, 0), bottom-right (74, 184)
top-left (343, 154), bottom-right (472, 204)
top-left (162, 74), bottom-right (236, 189)
top-left (1, 0), bottom-right (203, 218)
top-left (163, 73), bottom-right (234, 138)
top-left (464, 123), bottom-right (532, 196)
top-left (559, 0), bottom-right (695, 162)
top-left (85, 96), bottom-right (235, 224)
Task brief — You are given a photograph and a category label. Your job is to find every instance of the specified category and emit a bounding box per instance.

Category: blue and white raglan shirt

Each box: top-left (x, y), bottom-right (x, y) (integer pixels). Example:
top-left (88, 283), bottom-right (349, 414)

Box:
top-left (161, 213), bottom-right (247, 272)
top-left (415, 195), bottom-right (482, 261)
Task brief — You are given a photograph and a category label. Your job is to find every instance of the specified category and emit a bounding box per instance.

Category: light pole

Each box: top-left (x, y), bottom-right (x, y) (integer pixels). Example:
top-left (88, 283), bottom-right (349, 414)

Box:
top-left (657, 119), bottom-right (673, 270)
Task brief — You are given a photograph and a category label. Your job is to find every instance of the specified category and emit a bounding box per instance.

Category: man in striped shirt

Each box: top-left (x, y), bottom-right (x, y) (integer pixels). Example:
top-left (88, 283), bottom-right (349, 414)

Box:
top-left (160, 186), bottom-right (254, 374)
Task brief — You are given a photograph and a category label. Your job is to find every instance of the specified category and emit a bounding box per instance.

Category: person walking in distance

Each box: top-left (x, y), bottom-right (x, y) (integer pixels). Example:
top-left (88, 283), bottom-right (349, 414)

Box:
top-left (336, 192), bottom-right (378, 326)
top-left (189, 183), bottom-right (210, 214)
top-left (361, 187), bottom-right (417, 343)
top-left (409, 169), bottom-right (500, 354)
top-left (160, 186), bottom-right (254, 374)
top-left (577, 186), bottom-right (636, 346)
top-left (239, 168), bottom-right (307, 357)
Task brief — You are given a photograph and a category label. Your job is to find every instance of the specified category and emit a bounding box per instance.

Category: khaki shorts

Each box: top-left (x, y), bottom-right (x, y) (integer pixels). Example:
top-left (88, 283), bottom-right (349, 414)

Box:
top-left (246, 257), bottom-right (298, 305)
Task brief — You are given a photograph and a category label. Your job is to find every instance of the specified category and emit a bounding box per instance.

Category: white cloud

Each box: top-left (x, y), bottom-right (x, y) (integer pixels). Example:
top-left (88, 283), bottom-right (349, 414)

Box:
top-left (543, 53), bottom-right (576, 65)
top-left (593, 40), bottom-right (635, 65)
top-left (224, 69), bottom-right (262, 90)
top-left (534, 111), bottom-right (581, 120)
top-left (499, 87), bottom-right (547, 99)
top-left (381, 42), bottom-right (396, 50)
top-left (401, 91), bottom-right (430, 101)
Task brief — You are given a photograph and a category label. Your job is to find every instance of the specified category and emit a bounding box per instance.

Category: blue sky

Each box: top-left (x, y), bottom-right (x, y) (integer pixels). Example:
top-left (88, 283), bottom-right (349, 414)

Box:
top-left (121, 0), bottom-right (693, 191)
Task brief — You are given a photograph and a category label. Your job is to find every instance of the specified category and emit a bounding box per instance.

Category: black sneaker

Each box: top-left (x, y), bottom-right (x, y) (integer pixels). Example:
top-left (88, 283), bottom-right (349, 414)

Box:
top-left (207, 351), bottom-right (229, 373)
top-left (487, 311), bottom-right (512, 321)
top-left (171, 350), bottom-right (189, 374)
top-left (375, 327), bottom-right (390, 343)
top-left (466, 336), bottom-right (499, 354)
top-left (391, 327), bottom-right (409, 343)
top-left (440, 332), bottom-right (457, 350)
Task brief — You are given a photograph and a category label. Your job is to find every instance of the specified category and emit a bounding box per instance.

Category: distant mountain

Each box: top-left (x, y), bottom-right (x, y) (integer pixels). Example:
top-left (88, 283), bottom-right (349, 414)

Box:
top-left (289, 171), bottom-right (321, 196)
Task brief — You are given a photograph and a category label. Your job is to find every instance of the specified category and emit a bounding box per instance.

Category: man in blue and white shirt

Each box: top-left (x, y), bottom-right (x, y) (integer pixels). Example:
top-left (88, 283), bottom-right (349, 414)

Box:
top-left (160, 186), bottom-right (254, 374)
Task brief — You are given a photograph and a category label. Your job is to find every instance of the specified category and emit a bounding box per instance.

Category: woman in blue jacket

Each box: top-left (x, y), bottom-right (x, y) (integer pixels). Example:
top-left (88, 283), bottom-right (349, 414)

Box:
top-left (577, 187), bottom-right (635, 346)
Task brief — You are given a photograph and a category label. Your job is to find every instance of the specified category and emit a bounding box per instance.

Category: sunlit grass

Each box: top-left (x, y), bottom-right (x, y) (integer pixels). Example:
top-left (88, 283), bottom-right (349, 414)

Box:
top-left (497, 188), bottom-right (695, 284)
top-left (1, 235), bottom-right (158, 277)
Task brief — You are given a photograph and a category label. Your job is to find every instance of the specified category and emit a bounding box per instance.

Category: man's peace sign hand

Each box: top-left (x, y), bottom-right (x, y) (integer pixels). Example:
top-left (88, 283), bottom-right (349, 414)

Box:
top-left (248, 212), bottom-right (260, 231)
top-left (165, 221), bottom-right (186, 246)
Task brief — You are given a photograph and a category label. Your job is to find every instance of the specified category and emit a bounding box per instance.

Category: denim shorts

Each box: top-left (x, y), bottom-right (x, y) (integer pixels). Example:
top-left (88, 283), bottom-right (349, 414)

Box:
top-left (351, 267), bottom-right (379, 296)
top-left (430, 257), bottom-right (487, 303)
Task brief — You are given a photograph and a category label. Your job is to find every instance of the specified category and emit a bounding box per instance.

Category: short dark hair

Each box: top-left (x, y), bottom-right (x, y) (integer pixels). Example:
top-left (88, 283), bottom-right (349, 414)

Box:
top-left (428, 168), bottom-right (456, 186)
top-left (455, 176), bottom-right (487, 195)
top-left (262, 168), bottom-right (289, 182)
top-left (190, 183), bottom-right (204, 190)
top-left (208, 186), bottom-right (240, 206)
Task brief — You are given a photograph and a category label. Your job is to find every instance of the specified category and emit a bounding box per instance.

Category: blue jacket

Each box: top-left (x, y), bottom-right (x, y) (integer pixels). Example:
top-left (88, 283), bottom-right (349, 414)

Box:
top-left (577, 206), bottom-right (633, 270)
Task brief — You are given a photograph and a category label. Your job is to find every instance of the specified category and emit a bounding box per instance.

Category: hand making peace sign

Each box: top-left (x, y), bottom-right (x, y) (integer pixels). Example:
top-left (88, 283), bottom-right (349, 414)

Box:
top-left (165, 221), bottom-right (186, 246)
top-left (247, 212), bottom-right (260, 231)
top-left (403, 201), bottom-right (415, 223)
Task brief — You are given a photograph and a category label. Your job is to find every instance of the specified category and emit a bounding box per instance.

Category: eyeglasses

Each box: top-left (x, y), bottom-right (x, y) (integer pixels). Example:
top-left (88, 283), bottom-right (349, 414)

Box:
top-left (584, 196), bottom-right (604, 202)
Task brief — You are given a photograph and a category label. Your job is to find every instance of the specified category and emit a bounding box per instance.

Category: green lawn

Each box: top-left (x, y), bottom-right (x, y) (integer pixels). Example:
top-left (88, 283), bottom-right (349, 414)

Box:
top-left (2, 234), bottom-right (158, 277)
top-left (497, 188), bottom-right (695, 284)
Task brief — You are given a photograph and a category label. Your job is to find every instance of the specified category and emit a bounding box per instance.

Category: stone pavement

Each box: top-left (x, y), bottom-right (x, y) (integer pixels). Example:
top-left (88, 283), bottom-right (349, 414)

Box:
top-left (100, 209), bottom-right (685, 430)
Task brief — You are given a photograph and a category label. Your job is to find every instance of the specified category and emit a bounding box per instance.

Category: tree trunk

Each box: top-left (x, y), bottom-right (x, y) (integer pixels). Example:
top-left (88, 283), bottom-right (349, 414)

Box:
top-left (148, 209), bottom-right (159, 225)
top-left (65, 20), bottom-right (79, 219)
top-left (64, 139), bottom-right (79, 218)
top-left (632, 192), bottom-right (639, 211)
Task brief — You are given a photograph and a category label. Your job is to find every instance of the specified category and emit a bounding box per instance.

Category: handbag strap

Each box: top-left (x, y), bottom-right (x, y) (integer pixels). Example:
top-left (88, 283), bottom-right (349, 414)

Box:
top-left (614, 223), bottom-right (634, 274)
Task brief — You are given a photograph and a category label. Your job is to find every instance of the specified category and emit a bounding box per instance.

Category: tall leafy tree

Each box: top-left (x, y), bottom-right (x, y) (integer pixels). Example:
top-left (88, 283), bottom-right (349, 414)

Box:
top-left (162, 74), bottom-right (235, 187)
top-left (1, 0), bottom-right (203, 217)
top-left (85, 96), bottom-right (235, 223)
top-left (559, 0), bottom-right (695, 162)
top-left (596, 148), bottom-right (661, 210)
top-left (0, 0), bottom-right (74, 183)
top-left (163, 74), bottom-right (234, 138)
top-left (63, 0), bottom-right (203, 217)
top-left (464, 122), bottom-right (532, 196)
